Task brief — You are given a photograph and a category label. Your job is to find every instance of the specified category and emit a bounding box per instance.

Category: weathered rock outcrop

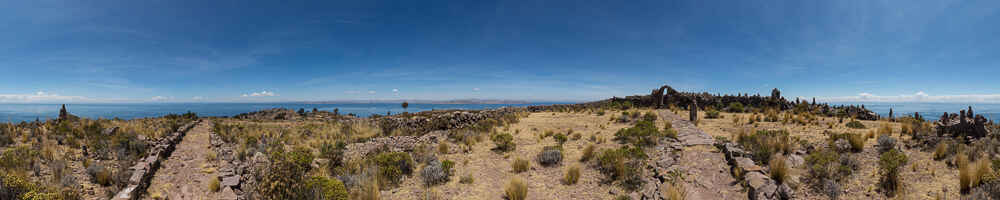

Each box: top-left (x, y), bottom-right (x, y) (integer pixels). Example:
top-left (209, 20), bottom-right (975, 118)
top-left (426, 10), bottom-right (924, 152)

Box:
top-left (113, 120), bottom-right (200, 200)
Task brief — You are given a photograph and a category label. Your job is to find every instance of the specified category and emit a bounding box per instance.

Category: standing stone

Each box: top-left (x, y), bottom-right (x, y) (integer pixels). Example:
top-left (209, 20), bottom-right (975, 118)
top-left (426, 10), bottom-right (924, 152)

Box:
top-left (889, 108), bottom-right (894, 122)
top-left (812, 97), bottom-right (816, 106)
top-left (58, 104), bottom-right (68, 120)
top-left (770, 88), bottom-right (781, 100)
top-left (689, 99), bottom-right (698, 122)
top-left (968, 106), bottom-right (974, 118)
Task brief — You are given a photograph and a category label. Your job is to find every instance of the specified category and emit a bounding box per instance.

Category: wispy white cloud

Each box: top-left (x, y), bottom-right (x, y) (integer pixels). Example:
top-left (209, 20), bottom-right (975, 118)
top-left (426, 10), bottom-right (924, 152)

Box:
top-left (819, 91), bottom-right (1000, 103)
top-left (367, 90), bottom-right (376, 94)
top-left (243, 90), bottom-right (277, 97)
top-left (192, 96), bottom-right (203, 100)
top-left (0, 91), bottom-right (90, 103)
top-left (150, 96), bottom-right (171, 101)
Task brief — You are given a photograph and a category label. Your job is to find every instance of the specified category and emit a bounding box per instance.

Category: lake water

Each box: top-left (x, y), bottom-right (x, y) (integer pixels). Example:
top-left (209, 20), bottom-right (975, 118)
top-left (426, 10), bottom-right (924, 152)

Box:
top-left (829, 102), bottom-right (1000, 122)
top-left (2, 102), bottom-right (997, 123)
top-left (0, 103), bottom-right (567, 123)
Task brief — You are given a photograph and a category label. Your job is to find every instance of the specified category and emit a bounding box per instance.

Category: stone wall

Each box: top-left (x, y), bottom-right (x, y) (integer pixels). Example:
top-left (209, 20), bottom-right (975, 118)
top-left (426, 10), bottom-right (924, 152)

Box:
top-left (112, 120), bottom-right (201, 200)
top-left (937, 107), bottom-right (994, 138)
top-left (209, 123), bottom-right (250, 200)
top-left (375, 108), bottom-right (521, 135)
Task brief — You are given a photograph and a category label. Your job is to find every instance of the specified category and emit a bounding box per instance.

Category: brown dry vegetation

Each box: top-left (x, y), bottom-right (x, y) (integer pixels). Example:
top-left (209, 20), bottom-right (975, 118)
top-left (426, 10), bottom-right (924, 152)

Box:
top-left (692, 110), bottom-right (960, 200)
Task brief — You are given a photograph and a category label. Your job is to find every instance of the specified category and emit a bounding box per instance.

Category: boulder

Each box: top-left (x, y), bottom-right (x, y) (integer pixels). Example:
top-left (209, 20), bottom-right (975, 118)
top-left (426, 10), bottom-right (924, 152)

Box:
top-left (736, 157), bottom-right (764, 173)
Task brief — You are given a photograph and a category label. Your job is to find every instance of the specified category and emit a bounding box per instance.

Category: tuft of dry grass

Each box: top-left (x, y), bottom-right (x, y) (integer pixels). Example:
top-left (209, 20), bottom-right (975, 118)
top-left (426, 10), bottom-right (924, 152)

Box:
top-left (961, 158), bottom-right (996, 193)
top-left (769, 154), bottom-right (789, 184)
top-left (208, 176), bottom-right (221, 192)
top-left (459, 174), bottom-right (474, 184)
top-left (664, 180), bottom-right (687, 200)
top-left (505, 177), bottom-right (528, 200)
top-left (933, 142), bottom-right (949, 160)
top-left (563, 165), bottom-right (580, 185)
top-left (437, 142), bottom-right (449, 154)
top-left (512, 157), bottom-right (530, 173)
top-left (580, 144), bottom-right (596, 162)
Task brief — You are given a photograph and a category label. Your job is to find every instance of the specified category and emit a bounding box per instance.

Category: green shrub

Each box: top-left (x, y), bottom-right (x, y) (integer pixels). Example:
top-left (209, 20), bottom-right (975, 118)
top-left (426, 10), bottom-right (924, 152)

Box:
top-left (512, 158), bottom-right (530, 173)
top-left (737, 130), bottom-right (792, 164)
top-left (597, 110), bottom-right (606, 116)
top-left (846, 120), bottom-right (865, 129)
top-left (491, 133), bottom-right (516, 152)
top-left (0, 146), bottom-right (37, 171)
top-left (642, 112), bottom-right (658, 122)
top-left (258, 147), bottom-right (315, 199)
top-left (553, 133), bottom-right (568, 145)
top-left (879, 149), bottom-right (908, 197)
top-left (614, 120), bottom-right (661, 146)
top-left (505, 177), bottom-right (528, 200)
top-left (596, 146), bottom-right (647, 190)
top-left (370, 152), bottom-right (414, 188)
top-left (726, 102), bottom-right (745, 113)
top-left (1, 173), bottom-right (35, 199)
top-left (306, 176), bottom-right (348, 200)
top-left (705, 109), bottom-right (721, 119)
top-left (563, 165), bottom-right (580, 185)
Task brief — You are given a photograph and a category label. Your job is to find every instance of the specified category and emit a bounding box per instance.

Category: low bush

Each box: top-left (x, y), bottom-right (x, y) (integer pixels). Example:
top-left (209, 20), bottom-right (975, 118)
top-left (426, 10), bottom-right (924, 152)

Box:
top-left (505, 177), bottom-right (528, 200)
top-left (737, 130), bottom-right (793, 164)
top-left (536, 146), bottom-right (563, 167)
top-left (828, 132), bottom-right (865, 153)
top-left (879, 149), bottom-right (908, 197)
top-left (459, 174), bottom-right (474, 184)
top-left (563, 165), bottom-right (580, 185)
top-left (0, 146), bottom-right (36, 171)
top-left (934, 141), bottom-right (951, 161)
top-left (86, 164), bottom-right (112, 186)
top-left (512, 158), bottom-right (530, 173)
top-left (370, 152), bottom-right (415, 188)
top-left (580, 144), bottom-right (596, 162)
top-left (437, 142), bottom-right (449, 154)
top-left (257, 147), bottom-right (315, 199)
top-left (726, 102), bottom-right (745, 113)
top-left (846, 120), bottom-right (865, 129)
top-left (491, 133), bottom-right (516, 152)
top-left (642, 112), bottom-right (658, 122)
top-left (705, 109), bottom-right (721, 119)
top-left (421, 160), bottom-right (450, 186)
top-left (552, 133), bottom-right (568, 145)
top-left (877, 135), bottom-right (897, 153)
top-left (596, 146), bottom-right (647, 190)
top-left (614, 120), bottom-right (661, 146)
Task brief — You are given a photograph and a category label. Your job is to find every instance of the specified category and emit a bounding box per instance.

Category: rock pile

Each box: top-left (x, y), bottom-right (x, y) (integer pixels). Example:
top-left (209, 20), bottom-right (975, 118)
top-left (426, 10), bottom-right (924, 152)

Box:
top-left (343, 131), bottom-right (446, 159)
top-left (232, 108), bottom-right (302, 121)
top-left (937, 106), bottom-right (994, 138)
top-left (209, 122), bottom-right (257, 200)
top-left (719, 141), bottom-right (797, 200)
top-left (113, 120), bottom-right (200, 200)
top-left (376, 108), bottom-right (520, 135)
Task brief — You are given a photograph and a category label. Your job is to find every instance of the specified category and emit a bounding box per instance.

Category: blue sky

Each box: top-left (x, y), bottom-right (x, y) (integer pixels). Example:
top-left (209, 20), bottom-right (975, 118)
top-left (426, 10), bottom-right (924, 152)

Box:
top-left (2, 0), bottom-right (999, 103)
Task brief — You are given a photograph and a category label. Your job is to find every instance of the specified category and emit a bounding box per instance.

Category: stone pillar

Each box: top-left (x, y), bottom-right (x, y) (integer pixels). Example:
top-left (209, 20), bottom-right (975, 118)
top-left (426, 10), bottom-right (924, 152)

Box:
top-left (889, 108), bottom-right (894, 122)
top-left (689, 99), bottom-right (698, 122)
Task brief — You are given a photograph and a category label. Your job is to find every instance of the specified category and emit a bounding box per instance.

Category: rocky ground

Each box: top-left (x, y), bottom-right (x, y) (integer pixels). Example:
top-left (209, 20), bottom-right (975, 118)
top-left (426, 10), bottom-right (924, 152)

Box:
top-left (144, 121), bottom-right (229, 200)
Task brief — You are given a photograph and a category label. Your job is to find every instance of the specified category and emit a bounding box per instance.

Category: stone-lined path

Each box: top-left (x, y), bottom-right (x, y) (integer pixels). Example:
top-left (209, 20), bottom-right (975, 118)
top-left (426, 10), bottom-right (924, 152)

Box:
top-left (658, 109), bottom-right (746, 199)
top-left (143, 121), bottom-right (226, 200)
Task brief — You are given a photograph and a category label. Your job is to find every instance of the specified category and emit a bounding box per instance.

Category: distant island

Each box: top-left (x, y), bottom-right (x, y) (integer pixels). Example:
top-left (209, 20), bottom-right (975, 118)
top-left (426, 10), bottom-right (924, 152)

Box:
top-left (299, 99), bottom-right (532, 104)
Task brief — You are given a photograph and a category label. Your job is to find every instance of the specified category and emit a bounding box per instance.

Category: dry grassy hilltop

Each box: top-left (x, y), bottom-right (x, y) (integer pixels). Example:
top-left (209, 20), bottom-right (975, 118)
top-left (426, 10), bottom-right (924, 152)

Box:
top-left (3, 86), bottom-right (1000, 200)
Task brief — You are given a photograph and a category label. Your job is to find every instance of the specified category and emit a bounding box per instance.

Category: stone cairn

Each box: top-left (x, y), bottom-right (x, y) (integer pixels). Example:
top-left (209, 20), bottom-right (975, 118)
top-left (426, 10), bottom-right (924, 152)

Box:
top-left (113, 120), bottom-right (201, 200)
top-left (937, 106), bottom-right (992, 138)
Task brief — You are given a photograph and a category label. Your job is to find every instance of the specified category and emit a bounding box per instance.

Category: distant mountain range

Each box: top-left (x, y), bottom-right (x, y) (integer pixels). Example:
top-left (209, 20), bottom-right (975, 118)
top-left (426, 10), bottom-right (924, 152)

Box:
top-left (299, 99), bottom-right (532, 104)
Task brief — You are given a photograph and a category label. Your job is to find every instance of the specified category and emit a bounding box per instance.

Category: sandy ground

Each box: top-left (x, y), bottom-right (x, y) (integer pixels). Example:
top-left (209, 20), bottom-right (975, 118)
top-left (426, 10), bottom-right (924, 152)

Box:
top-left (144, 121), bottom-right (224, 200)
top-left (382, 111), bottom-right (652, 199)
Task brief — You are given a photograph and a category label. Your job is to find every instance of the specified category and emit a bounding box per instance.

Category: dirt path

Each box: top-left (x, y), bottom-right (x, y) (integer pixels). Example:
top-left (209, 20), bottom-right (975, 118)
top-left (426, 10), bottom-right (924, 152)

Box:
top-left (143, 121), bottom-right (223, 200)
top-left (658, 109), bottom-right (746, 199)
